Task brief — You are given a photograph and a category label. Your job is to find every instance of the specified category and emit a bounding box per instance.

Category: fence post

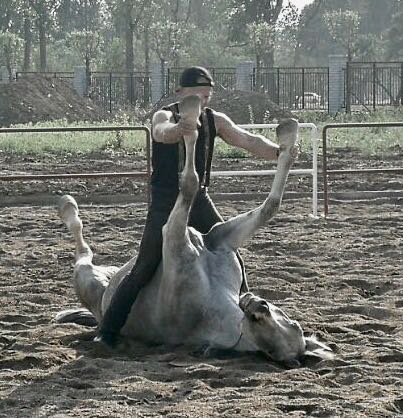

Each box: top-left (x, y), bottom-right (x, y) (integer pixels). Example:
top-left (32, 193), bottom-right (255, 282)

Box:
top-left (328, 55), bottom-right (347, 115)
top-left (151, 62), bottom-right (165, 104)
top-left (73, 66), bottom-right (87, 96)
top-left (236, 62), bottom-right (254, 91)
top-left (372, 62), bottom-right (376, 111)
top-left (401, 62), bottom-right (403, 106)
top-left (0, 67), bottom-right (9, 84)
top-left (109, 72), bottom-right (113, 113)
top-left (345, 60), bottom-right (351, 113)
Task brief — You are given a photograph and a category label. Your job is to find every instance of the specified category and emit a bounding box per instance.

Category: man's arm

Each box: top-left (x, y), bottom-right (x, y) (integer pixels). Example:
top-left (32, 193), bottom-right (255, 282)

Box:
top-left (152, 109), bottom-right (199, 144)
top-left (214, 111), bottom-right (280, 160)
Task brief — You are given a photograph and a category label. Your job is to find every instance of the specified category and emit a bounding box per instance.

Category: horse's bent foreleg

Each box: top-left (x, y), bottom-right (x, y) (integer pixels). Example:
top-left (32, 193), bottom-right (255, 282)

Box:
top-left (58, 195), bottom-right (113, 322)
top-left (207, 119), bottom-right (298, 251)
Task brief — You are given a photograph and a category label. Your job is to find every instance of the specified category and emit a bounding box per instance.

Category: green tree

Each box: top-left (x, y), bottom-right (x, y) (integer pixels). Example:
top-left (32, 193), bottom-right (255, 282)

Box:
top-left (28, 0), bottom-right (61, 71)
top-left (149, 19), bottom-right (194, 74)
top-left (0, 31), bottom-right (23, 77)
top-left (66, 29), bottom-right (102, 75)
top-left (386, 9), bottom-right (403, 59)
top-left (275, 1), bottom-right (300, 66)
top-left (297, 0), bottom-right (400, 66)
top-left (228, 0), bottom-right (284, 66)
top-left (105, 0), bottom-right (148, 73)
top-left (248, 22), bottom-right (275, 85)
top-left (323, 9), bottom-right (360, 61)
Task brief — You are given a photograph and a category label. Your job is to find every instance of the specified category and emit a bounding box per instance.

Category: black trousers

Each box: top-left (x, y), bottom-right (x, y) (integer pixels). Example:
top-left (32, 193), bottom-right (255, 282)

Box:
top-left (99, 188), bottom-right (248, 336)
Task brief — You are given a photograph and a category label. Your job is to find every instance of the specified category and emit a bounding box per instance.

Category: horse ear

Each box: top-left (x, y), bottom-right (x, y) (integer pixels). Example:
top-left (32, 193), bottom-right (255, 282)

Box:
top-left (304, 335), bottom-right (334, 360)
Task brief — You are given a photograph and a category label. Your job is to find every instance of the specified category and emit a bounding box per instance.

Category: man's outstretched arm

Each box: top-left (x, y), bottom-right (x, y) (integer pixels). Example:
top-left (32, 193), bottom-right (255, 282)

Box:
top-left (214, 111), bottom-right (282, 161)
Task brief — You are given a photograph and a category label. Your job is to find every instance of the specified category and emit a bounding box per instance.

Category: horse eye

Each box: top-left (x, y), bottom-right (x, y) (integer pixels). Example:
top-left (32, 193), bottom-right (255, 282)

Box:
top-left (259, 301), bottom-right (271, 315)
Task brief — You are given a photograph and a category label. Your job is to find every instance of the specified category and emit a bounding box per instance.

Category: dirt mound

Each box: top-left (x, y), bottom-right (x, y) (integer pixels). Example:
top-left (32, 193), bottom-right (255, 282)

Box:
top-left (209, 89), bottom-right (294, 123)
top-left (147, 89), bottom-right (293, 123)
top-left (0, 76), bottom-right (108, 127)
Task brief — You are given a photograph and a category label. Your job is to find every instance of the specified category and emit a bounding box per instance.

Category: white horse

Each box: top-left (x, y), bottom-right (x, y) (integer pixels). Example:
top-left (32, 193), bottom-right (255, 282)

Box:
top-left (57, 97), bottom-right (333, 366)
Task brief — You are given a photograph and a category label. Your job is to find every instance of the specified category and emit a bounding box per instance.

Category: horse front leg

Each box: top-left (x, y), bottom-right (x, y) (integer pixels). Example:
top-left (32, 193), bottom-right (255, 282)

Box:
top-left (207, 118), bottom-right (299, 251)
top-left (162, 95), bottom-right (202, 258)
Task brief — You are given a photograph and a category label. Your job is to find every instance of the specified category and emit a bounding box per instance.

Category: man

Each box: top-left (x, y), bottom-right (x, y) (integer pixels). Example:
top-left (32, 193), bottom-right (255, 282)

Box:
top-left (98, 66), bottom-right (296, 347)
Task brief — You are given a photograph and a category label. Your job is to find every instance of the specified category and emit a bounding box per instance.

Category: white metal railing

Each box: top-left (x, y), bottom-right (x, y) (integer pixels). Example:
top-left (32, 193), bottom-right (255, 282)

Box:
top-left (210, 123), bottom-right (319, 217)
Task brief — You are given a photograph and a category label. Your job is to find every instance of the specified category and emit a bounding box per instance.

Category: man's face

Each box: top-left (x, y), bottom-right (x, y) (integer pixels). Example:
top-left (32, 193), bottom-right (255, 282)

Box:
top-left (180, 86), bottom-right (213, 108)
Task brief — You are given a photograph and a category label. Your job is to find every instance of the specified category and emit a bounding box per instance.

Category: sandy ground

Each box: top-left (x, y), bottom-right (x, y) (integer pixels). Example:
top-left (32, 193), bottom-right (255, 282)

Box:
top-left (1, 144), bottom-right (403, 417)
top-left (0, 194), bottom-right (402, 417)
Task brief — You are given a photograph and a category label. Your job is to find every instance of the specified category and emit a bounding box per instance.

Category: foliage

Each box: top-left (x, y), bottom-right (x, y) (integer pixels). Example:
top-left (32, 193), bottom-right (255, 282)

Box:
top-left (296, 0), bottom-right (401, 65)
top-left (385, 10), bottom-right (403, 59)
top-left (247, 22), bottom-right (276, 65)
top-left (66, 29), bottom-right (103, 69)
top-left (0, 31), bottom-right (23, 73)
top-left (149, 20), bottom-right (194, 65)
top-left (1, 0), bottom-right (402, 73)
top-left (323, 9), bottom-right (360, 60)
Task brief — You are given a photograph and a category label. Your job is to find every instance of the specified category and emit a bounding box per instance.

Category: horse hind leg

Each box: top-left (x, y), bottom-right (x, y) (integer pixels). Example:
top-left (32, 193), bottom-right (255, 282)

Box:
top-left (58, 195), bottom-right (110, 323)
top-left (207, 118), bottom-right (299, 251)
top-left (58, 195), bottom-right (93, 262)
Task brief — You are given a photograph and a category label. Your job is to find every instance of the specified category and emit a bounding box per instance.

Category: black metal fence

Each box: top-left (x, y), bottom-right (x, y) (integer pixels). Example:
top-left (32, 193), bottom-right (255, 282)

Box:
top-left (253, 67), bottom-right (329, 111)
top-left (345, 62), bottom-right (403, 110)
top-left (89, 72), bottom-right (151, 112)
top-left (15, 62), bottom-right (403, 114)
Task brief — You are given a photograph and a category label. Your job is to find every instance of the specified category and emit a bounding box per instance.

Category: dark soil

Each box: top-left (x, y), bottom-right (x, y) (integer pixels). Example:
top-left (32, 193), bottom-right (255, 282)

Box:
top-left (0, 197), bottom-right (402, 417)
top-left (146, 89), bottom-right (294, 124)
top-left (0, 145), bottom-right (402, 207)
top-left (0, 76), bottom-right (108, 127)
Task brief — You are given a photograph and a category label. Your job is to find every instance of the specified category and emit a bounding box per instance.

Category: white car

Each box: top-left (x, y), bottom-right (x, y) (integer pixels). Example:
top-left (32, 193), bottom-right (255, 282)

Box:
top-left (296, 92), bottom-right (322, 108)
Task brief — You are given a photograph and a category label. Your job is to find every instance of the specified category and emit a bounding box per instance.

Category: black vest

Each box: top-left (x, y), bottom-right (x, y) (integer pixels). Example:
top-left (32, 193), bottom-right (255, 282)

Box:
top-left (151, 102), bottom-right (217, 195)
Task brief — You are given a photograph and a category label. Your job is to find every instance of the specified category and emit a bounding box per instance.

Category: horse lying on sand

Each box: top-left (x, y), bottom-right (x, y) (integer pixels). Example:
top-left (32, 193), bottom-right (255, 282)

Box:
top-left (56, 96), bottom-right (333, 367)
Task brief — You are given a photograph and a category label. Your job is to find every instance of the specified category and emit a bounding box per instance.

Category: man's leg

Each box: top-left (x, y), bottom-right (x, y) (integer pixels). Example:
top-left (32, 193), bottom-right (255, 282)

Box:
top-left (189, 189), bottom-right (249, 293)
top-left (97, 206), bottom-right (170, 346)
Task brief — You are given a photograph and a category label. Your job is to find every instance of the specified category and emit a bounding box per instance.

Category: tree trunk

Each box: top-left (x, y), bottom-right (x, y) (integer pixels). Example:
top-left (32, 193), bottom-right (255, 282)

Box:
top-left (125, 2), bottom-right (134, 102)
top-left (4, 43), bottom-right (12, 80)
top-left (263, 50), bottom-right (274, 67)
top-left (38, 17), bottom-right (47, 71)
top-left (144, 25), bottom-right (150, 73)
top-left (85, 53), bottom-right (90, 95)
top-left (160, 58), bottom-right (166, 94)
top-left (144, 25), bottom-right (150, 106)
top-left (263, 50), bottom-right (276, 100)
top-left (255, 54), bottom-right (262, 92)
top-left (125, 19), bottom-right (134, 72)
top-left (23, 17), bottom-right (32, 71)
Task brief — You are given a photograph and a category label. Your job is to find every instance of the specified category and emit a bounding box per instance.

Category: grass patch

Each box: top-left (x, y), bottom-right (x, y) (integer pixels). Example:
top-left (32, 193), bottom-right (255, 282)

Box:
top-left (299, 108), bottom-right (403, 154)
top-left (0, 120), bottom-right (148, 155)
top-left (0, 109), bottom-right (402, 157)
